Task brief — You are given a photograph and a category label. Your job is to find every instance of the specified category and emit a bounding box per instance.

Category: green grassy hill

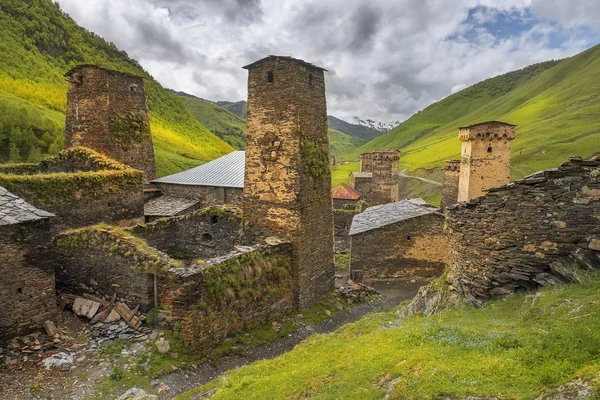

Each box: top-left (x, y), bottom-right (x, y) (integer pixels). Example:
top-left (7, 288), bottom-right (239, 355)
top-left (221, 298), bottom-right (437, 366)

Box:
top-left (177, 275), bottom-right (600, 399)
top-left (328, 115), bottom-right (387, 141)
top-left (216, 100), bottom-right (247, 119)
top-left (343, 45), bottom-right (600, 179)
top-left (174, 92), bottom-right (247, 150)
top-left (0, 0), bottom-right (233, 176)
top-left (329, 129), bottom-right (366, 159)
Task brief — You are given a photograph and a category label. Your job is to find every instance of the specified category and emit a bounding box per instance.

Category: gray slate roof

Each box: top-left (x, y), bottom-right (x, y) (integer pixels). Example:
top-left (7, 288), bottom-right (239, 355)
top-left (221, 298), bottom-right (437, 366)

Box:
top-left (152, 151), bottom-right (245, 188)
top-left (0, 186), bottom-right (54, 226)
top-left (144, 195), bottom-right (199, 217)
top-left (349, 198), bottom-right (440, 236)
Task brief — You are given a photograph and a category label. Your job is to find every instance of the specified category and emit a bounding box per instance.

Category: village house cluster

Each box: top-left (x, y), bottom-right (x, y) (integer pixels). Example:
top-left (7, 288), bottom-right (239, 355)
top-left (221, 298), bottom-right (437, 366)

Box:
top-left (1, 56), bottom-right (599, 348)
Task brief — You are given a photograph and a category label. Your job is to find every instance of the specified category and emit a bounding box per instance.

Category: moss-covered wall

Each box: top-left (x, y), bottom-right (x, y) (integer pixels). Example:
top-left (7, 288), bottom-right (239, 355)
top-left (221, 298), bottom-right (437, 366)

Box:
top-left (168, 242), bottom-right (294, 350)
top-left (0, 147), bottom-right (144, 233)
top-left (53, 224), bottom-right (176, 311)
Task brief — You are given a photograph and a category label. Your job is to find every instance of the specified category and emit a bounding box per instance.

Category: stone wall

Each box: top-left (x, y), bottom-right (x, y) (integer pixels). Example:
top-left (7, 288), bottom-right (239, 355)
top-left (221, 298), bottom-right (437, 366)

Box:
top-left (242, 56), bottom-right (334, 309)
top-left (64, 65), bottom-right (156, 181)
top-left (457, 121), bottom-right (515, 202)
top-left (350, 213), bottom-right (448, 283)
top-left (0, 220), bottom-right (57, 342)
top-left (52, 225), bottom-right (172, 312)
top-left (0, 148), bottom-right (144, 233)
top-left (350, 174), bottom-right (372, 204)
top-left (152, 183), bottom-right (243, 207)
top-left (441, 160), bottom-right (460, 210)
top-left (132, 207), bottom-right (246, 260)
top-left (446, 156), bottom-right (600, 305)
top-left (168, 242), bottom-right (294, 350)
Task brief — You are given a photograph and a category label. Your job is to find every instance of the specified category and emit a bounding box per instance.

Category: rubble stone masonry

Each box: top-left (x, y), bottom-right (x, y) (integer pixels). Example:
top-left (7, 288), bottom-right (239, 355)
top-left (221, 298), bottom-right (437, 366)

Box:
top-left (64, 65), bottom-right (156, 181)
top-left (152, 183), bottom-right (243, 207)
top-left (350, 214), bottom-right (448, 283)
top-left (446, 156), bottom-right (600, 305)
top-left (0, 220), bottom-right (57, 342)
top-left (457, 121), bottom-right (515, 202)
top-left (242, 56), bottom-right (334, 309)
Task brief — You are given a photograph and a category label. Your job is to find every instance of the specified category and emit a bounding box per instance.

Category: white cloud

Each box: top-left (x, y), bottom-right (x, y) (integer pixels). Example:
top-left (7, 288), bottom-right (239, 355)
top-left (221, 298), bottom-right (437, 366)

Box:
top-left (56, 0), bottom-right (599, 122)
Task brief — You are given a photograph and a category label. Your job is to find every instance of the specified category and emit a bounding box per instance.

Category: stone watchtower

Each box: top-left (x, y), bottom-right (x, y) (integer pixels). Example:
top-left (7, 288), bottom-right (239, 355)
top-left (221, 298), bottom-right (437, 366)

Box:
top-left (457, 121), bottom-right (515, 202)
top-left (440, 159), bottom-right (460, 210)
top-left (242, 56), bottom-right (334, 309)
top-left (360, 149), bottom-right (400, 205)
top-left (64, 65), bottom-right (156, 181)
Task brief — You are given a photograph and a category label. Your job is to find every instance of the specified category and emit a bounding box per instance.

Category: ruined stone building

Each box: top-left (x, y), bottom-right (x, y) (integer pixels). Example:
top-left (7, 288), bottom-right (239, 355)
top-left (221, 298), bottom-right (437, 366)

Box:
top-left (457, 121), bottom-right (515, 202)
top-left (446, 155), bottom-right (600, 306)
top-left (64, 65), bottom-right (156, 182)
top-left (0, 187), bottom-right (56, 342)
top-left (147, 150), bottom-right (245, 220)
top-left (349, 171), bottom-right (373, 204)
top-left (440, 159), bottom-right (460, 210)
top-left (242, 55), bottom-right (334, 309)
top-left (349, 198), bottom-right (448, 283)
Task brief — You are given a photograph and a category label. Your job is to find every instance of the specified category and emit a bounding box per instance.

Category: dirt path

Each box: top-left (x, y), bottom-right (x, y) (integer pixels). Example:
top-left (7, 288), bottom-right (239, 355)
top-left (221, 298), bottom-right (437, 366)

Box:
top-left (157, 281), bottom-right (421, 399)
top-left (398, 171), bottom-right (442, 186)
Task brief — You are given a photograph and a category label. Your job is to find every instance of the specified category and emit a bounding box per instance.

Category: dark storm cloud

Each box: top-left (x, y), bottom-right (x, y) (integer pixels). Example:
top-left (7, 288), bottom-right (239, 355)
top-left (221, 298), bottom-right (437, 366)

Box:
top-left (347, 4), bottom-right (383, 51)
top-left (127, 17), bottom-right (190, 63)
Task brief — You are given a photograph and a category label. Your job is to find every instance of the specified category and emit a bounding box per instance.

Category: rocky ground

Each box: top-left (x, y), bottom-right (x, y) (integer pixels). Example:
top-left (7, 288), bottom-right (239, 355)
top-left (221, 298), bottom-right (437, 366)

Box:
top-left (0, 279), bottom-right (421, 400)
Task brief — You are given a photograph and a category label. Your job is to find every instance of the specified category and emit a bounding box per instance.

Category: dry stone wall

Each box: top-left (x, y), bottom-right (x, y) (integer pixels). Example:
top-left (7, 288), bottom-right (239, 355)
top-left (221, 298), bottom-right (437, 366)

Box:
top-left (350, 214), bottom-right (448, 283)
top-left (0, 220), bottom-right (57, 342)
top-left (152, 183), bottom-right (243, 207)
top-left (441, 160), bottom-right (460, 210)
top-left (446, 156), bottom-right (600, 305)
top-left (0, 148), bottom-right (144, 233)
top-left (360, 150), bottom-right (400, 205)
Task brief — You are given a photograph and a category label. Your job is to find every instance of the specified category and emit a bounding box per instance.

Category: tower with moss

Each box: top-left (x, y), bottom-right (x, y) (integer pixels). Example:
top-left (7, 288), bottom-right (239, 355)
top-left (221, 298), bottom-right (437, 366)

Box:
top-left (242, 56), bottom-right (334, 309)
top-left (64, 65), bottom-right (156, 181)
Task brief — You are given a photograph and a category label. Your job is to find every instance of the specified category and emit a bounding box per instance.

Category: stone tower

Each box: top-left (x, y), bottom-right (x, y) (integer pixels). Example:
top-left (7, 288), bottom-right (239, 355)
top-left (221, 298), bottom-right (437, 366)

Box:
top-left (242, 56), bottom-right (334, 310)
top-left (64, 65), bottom-right (156, 181)
top-left (440, 159), bottom-right (460, 210)
top-left (360, 149), bottom-right (400, 205)
top-left (457, 121), bottom-right (515, 202)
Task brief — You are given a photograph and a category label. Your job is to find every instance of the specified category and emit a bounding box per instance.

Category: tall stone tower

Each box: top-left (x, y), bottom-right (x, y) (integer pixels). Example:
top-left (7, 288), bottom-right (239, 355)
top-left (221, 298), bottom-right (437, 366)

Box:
top-left (440, 159), bottom-right (460, 210)
top-left (360, 149), bottom-right (400, 205)
top-left (242, 56), bottom-right (334, 310)
top-left (457, 121), bottom-right (515, 202)
top-left (64, 65), bottom-right (156, 181)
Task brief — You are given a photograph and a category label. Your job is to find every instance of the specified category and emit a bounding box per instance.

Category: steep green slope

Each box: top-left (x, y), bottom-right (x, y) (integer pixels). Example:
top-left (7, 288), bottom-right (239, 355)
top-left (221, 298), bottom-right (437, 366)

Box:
top-left (178, 276), bottom-right (600, 399)
top-left (0, 0), bottom-right (233, 176)
top-left (216, 100), bottom-right (247, 119)
top-left (342, 49), bottom-right (600, 178)
top-left (328, 129), bottom-right (365, 159)
top-left (175, 93), bottom-right (247, 150)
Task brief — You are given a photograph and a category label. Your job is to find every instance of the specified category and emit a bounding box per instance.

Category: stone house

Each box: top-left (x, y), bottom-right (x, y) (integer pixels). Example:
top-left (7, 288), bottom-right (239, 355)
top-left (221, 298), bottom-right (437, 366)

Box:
top-left (349, 198), bottom-right (448, 284)
top-left (332, 183), bottom-right (363, 236)
top-left (149, 150), bottom-right (245, 219)
top-left (0, 187), bottom-right (56, 342)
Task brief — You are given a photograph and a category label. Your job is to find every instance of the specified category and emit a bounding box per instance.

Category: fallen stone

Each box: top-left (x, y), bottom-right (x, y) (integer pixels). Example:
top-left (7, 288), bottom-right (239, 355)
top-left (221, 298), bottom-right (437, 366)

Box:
top-left (589, 238), bottom-right (600, 251)
top-left (73, 298), bottom-right (101, 319)
top-left (44, 321), bottom-right (56, 337)
top-left (155, 339), bottom-right (170, 354)
top-left (42, 352), bottom-right (73, 371)
top-left (116, 388), bottom-right (158, 400)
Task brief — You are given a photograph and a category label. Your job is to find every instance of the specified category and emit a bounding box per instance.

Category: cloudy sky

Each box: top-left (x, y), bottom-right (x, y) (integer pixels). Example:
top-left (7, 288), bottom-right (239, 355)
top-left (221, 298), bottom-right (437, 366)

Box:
top-left (56, 0), bottom-right (600, 123)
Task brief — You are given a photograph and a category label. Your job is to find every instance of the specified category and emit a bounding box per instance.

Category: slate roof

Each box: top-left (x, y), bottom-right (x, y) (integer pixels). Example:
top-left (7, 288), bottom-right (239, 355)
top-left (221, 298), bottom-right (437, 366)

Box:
top-left (144, 196), bottom-right (200, 217)
top-left (243, 56), bottom-right (327, 72)
top-left (332, 183), bottom-right (362, 200)
top-left (459, 120), bottom-right (516, 129)
top-left (152, 151), bottom-right (245, 188)
top-left (0, 186), bottom-right (54, 226)
top-left (349, 198), bottom-right (440, 236)
top-left (352, 172), bottom-right (372, 178)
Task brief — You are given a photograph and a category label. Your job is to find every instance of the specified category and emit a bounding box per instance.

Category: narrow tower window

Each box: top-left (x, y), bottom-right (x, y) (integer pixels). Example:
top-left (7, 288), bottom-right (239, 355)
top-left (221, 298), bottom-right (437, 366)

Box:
top-left (267, 71), bottom-right (274, 83)
top-left (487, 145), bottom-right (493, 153)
